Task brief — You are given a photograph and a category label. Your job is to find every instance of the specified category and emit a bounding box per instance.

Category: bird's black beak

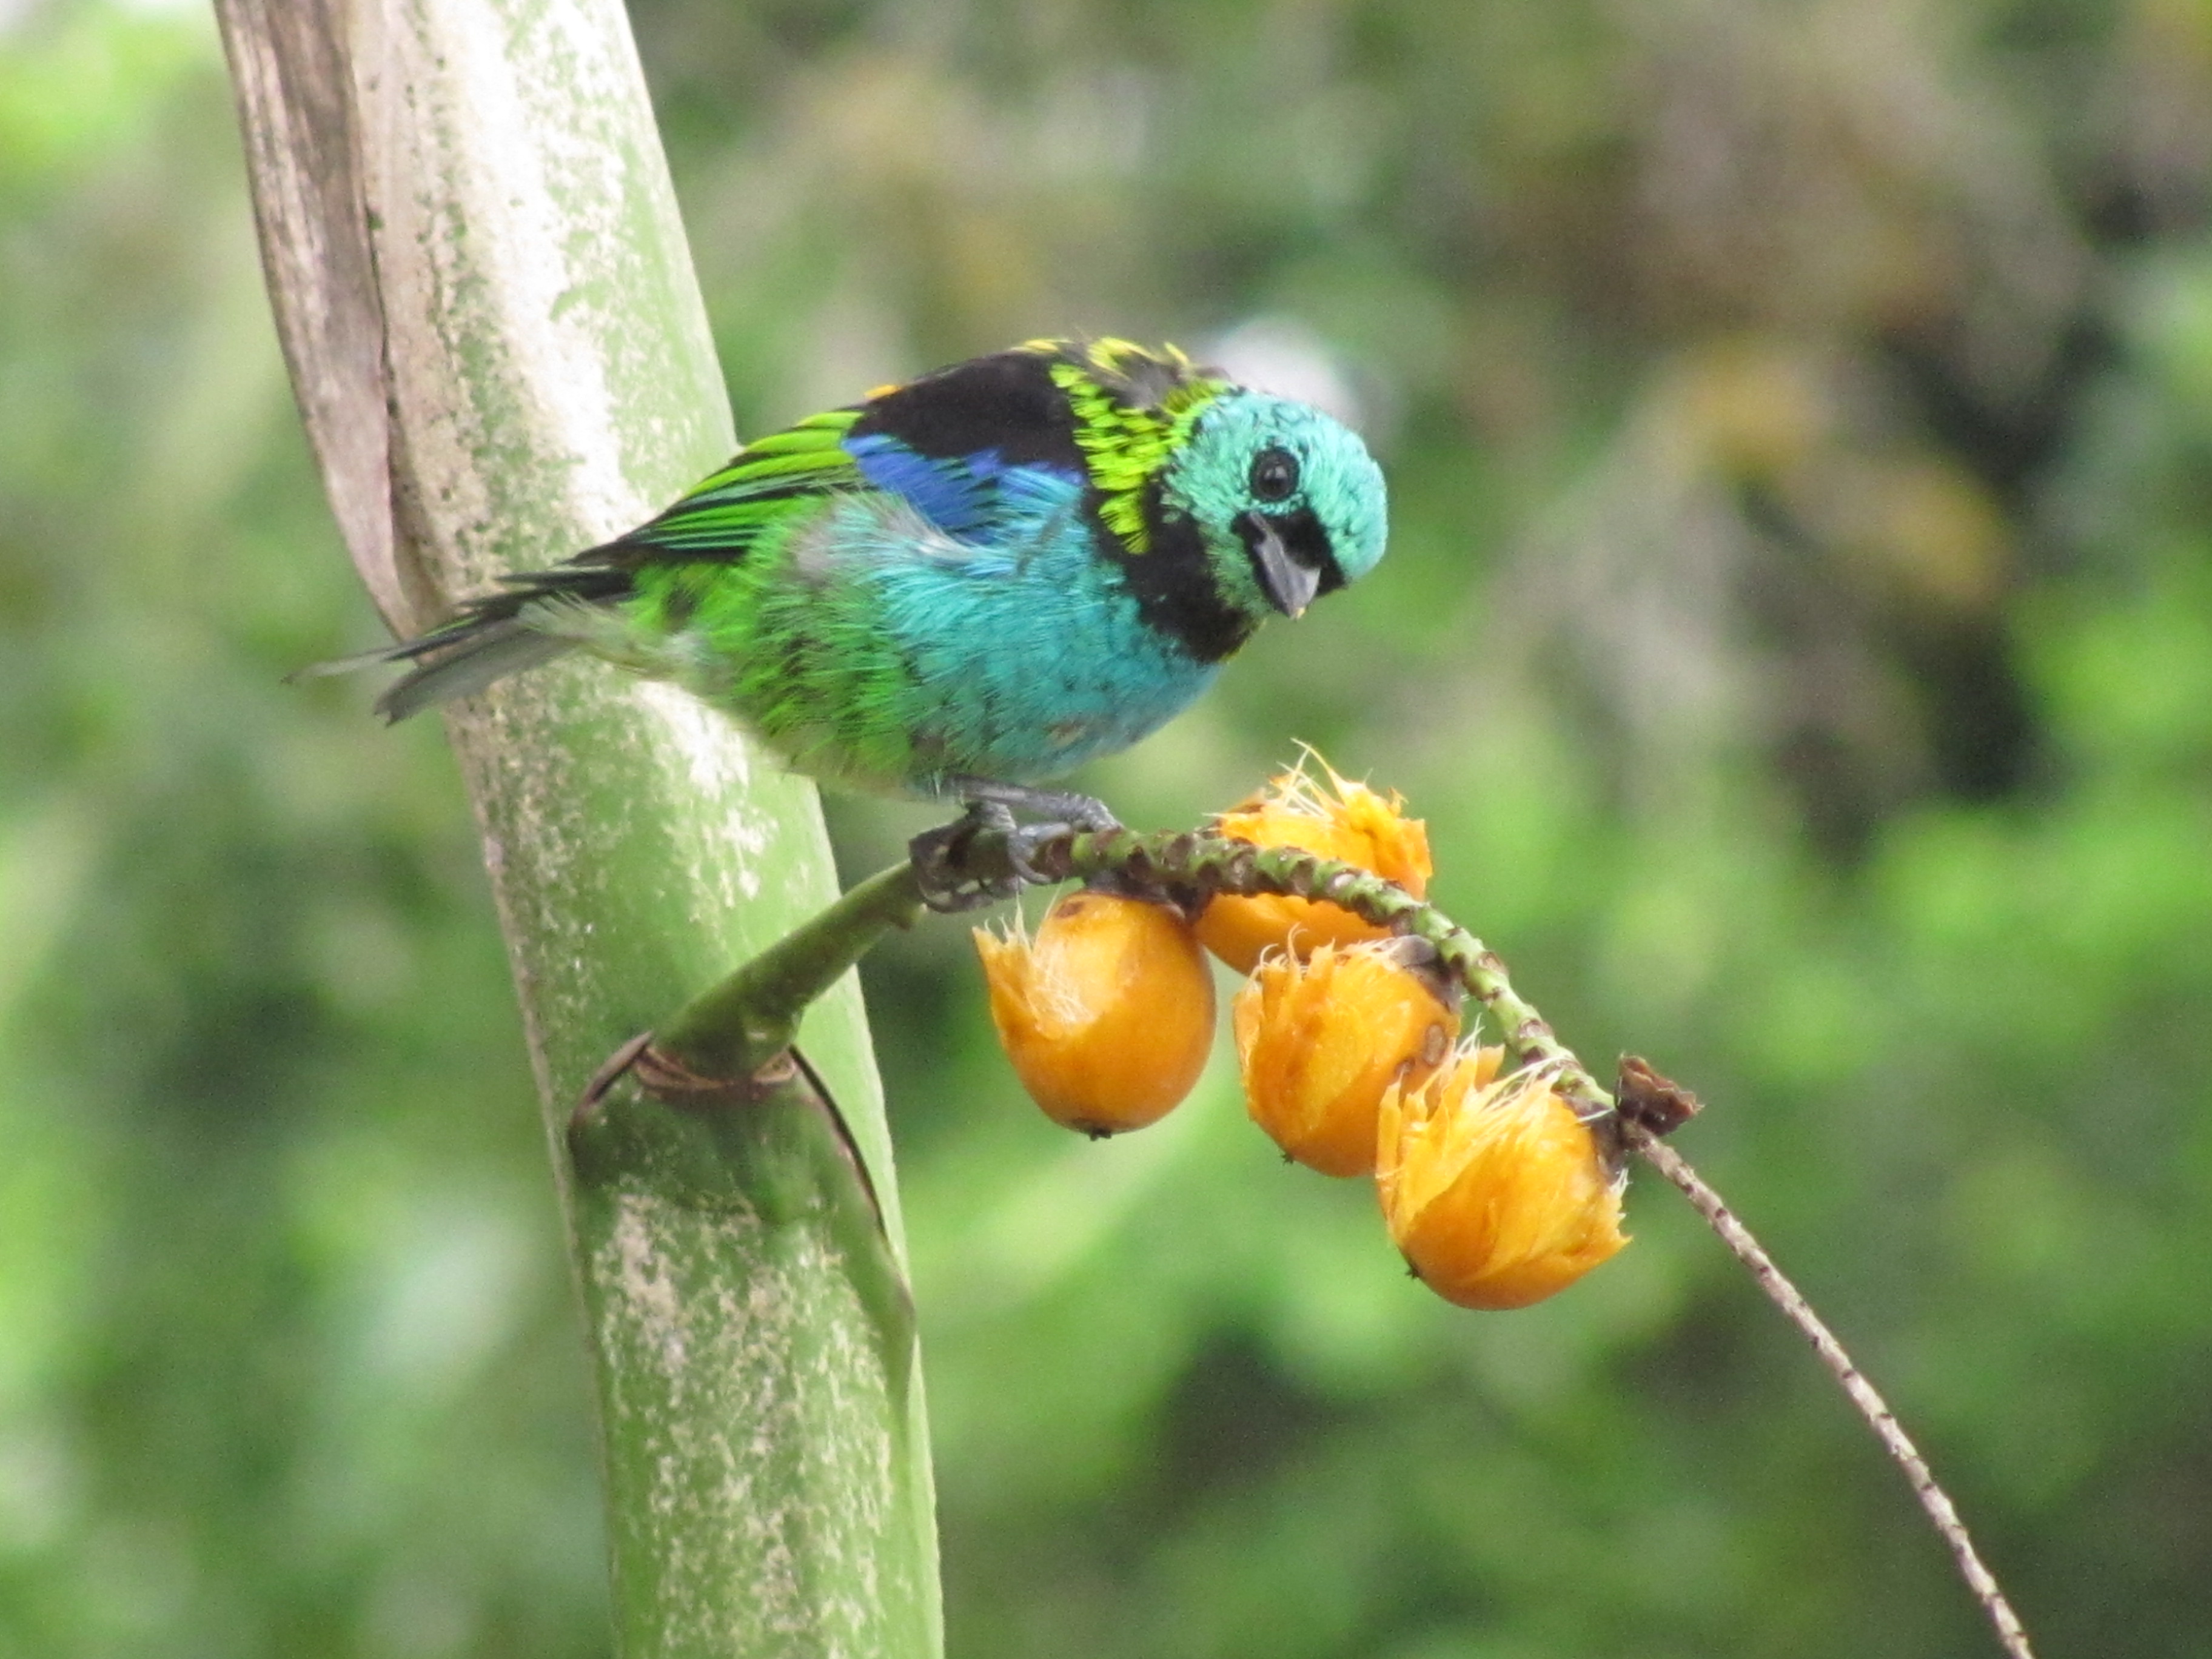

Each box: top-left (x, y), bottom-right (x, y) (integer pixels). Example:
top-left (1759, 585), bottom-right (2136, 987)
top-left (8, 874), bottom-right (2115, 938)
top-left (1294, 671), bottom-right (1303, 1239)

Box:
top-left (1239, 511), bottom-right (1324, 618)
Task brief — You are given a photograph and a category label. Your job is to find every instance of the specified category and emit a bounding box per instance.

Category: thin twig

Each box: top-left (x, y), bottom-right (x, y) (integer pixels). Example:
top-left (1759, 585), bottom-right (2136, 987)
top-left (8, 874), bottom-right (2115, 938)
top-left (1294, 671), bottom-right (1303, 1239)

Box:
top-left (1624, 1126), bottom-right (2037, 1659)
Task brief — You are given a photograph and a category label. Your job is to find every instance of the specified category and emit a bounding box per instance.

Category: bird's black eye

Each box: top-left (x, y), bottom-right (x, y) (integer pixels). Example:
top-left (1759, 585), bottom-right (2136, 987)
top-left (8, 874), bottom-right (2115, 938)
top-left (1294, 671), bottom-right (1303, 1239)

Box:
top-left (1249, 446), bottom-right (1299, 503)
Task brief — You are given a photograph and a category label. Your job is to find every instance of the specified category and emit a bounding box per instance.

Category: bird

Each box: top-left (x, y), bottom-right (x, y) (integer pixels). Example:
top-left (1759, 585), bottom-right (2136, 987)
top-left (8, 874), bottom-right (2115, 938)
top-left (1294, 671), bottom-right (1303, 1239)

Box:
top-left (333, 338), bottom-right (1388, 883)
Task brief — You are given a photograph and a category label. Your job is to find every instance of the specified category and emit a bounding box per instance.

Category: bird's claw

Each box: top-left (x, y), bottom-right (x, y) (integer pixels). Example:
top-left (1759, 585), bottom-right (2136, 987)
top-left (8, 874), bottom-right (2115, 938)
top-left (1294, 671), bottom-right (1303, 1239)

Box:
top-left (907, 782), bottom-right (1124, 913)
top-left (910, 800), bottom-right (1024, 914)
top-left (1004, 822), bottom-right (1062, 887)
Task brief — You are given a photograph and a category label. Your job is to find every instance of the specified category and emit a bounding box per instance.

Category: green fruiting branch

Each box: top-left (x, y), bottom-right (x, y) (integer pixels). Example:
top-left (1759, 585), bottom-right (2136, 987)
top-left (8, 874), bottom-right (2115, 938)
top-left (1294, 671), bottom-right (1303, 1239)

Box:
top-left (636, 827), bottom-right (1597, 1110)
top-left (627, 816), bottom-right (2034, 1659)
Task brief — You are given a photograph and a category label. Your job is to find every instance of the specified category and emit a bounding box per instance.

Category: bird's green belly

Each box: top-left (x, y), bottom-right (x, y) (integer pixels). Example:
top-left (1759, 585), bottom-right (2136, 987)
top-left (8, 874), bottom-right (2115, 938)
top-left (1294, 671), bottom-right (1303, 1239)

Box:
top-left (739, 629), bottom-right (1216, 794)
top-left (663, 543), bottom-right (1220, 796)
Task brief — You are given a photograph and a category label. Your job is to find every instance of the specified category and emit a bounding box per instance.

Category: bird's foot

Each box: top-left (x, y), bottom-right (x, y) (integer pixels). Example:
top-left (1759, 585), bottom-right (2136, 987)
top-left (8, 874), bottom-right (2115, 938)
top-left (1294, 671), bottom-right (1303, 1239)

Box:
top-left (910, 799), bottom-right (1024, 914)
top-left (908, 780), bottom-right (1122, 913)
top-left (950, 778), bottom-right (1121, 881)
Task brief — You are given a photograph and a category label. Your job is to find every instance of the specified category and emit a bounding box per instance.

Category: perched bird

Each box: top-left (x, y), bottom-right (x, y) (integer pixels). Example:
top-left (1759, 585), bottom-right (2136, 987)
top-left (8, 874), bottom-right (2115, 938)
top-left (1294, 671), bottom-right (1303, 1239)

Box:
top-left (347, 338), bottom-right (1388, 813)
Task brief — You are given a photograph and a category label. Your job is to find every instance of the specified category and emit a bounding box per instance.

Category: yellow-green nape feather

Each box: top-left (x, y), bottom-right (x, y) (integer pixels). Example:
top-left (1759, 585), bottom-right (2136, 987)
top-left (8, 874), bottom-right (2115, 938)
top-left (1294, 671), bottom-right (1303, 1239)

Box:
top-left (1017, 336), bottom-right (1195, 384)
top-left (1027, 339), bottom-right (1223, 556)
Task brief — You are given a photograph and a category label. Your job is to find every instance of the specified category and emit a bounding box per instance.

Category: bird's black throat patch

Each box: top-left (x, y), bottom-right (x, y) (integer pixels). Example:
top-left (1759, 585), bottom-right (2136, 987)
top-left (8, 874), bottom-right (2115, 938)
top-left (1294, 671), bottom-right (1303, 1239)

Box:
top-left (1114, 484), bottom-right (1262, 664)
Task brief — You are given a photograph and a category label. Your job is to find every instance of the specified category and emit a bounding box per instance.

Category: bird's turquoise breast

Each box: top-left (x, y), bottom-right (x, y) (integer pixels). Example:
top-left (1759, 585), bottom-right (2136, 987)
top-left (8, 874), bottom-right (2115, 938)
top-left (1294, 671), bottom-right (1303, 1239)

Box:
top-left (654, 475), bottom-right (1220, 794)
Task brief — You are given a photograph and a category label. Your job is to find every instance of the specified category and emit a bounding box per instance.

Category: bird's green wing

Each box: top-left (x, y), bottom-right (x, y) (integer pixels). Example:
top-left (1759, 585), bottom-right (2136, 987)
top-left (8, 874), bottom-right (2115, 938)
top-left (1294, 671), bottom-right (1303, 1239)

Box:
top-left (612, 407), bottom-right (868, 559)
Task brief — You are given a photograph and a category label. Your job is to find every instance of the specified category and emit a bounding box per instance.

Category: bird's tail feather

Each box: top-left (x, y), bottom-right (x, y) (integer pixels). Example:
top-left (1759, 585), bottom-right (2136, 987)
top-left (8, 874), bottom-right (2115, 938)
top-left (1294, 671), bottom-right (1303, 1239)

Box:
top-left (372, 622), bottom-right (579, 723)
top-left (294, 559), bottom-right (629, 722)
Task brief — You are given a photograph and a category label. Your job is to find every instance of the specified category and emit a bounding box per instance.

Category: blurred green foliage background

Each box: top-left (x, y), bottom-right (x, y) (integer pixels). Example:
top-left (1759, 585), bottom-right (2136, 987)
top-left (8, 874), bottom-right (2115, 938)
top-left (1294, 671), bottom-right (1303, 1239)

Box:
top-left (5, 0), bottom-right (2211, 1654)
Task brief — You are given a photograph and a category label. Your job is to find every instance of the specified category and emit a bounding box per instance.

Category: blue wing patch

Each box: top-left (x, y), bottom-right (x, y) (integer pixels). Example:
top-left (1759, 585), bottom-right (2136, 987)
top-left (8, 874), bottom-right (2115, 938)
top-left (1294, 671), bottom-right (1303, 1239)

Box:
top-left (844, 432), bottom-right (1081, 539)
top-left (845, 432), bottom-right (1005, 535)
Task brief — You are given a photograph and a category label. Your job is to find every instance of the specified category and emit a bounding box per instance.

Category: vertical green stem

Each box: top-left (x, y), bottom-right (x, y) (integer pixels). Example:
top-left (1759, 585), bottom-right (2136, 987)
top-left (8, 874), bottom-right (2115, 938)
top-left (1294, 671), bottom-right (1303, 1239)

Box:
top-left (214, 2), bottom-right (942, 1654)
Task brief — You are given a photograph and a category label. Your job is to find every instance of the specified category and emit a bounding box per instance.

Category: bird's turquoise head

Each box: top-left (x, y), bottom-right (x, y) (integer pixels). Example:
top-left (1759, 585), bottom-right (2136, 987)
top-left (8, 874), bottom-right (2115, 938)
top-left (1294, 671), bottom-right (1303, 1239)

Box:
top-left (1159, 388), bottom-right (1389, 628)
top-left (1031, 338), bottom-right (1386, 661)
